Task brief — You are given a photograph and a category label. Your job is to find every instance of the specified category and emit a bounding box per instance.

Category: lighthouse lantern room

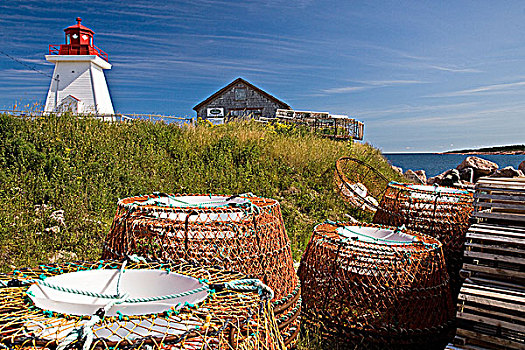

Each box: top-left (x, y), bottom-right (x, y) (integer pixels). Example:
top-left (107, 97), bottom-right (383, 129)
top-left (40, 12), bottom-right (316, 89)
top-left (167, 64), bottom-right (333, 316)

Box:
top-left (44, 18), bottom-right (114, 115)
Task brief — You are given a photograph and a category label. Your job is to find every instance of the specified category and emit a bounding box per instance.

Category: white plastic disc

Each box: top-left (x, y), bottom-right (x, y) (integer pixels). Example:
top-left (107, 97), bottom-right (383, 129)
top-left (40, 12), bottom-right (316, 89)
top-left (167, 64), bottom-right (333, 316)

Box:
top-left (138, 195), bottom-right (250, 222)
top-left (336, 225), bottom-right (416, 245)
top-left (27, 269), bottom-right (208, 317)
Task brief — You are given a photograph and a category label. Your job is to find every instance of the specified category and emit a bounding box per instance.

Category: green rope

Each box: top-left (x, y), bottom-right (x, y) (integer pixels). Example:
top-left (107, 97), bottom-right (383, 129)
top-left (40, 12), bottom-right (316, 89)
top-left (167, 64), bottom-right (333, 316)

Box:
top-left (325, 220), bottom-right (439, 248)
top-left (127, 254), bottom-right (147, 263)
top-left (128, 193), bottom-right (254, 209)
top-left (2, 274), bottom-right (273, 304)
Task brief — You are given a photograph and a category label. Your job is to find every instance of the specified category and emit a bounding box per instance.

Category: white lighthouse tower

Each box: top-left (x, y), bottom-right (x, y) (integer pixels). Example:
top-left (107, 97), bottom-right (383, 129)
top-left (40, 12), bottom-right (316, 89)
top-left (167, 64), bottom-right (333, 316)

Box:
top-left (44, 18), bottom-right (114, 115)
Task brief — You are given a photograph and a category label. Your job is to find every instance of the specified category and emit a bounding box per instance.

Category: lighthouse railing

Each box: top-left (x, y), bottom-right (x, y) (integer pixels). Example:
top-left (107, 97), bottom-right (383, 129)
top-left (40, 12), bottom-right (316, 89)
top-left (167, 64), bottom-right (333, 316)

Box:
top-left (93, 45), bottom-right (109, 61)
top-left (48, 45), bottom-right (60, 55)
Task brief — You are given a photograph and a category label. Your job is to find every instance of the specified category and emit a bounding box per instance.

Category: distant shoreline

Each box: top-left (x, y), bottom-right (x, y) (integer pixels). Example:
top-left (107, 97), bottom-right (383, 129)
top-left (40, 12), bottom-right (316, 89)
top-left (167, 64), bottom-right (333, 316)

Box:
top-left (441, 151), bottom-right (525, 155)
top-left (443, 144), bottom-right (525, 155)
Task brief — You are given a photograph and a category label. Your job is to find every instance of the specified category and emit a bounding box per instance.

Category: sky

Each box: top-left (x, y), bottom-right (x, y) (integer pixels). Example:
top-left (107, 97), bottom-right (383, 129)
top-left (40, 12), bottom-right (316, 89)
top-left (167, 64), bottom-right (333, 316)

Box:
top-left (0, 0), bottom-right (525, 152)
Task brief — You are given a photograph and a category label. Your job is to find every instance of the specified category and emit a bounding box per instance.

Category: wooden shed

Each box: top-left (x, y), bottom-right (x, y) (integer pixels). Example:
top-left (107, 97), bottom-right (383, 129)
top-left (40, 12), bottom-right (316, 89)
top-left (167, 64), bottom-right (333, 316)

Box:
top-left (193, 78), bottom-right (290, 120)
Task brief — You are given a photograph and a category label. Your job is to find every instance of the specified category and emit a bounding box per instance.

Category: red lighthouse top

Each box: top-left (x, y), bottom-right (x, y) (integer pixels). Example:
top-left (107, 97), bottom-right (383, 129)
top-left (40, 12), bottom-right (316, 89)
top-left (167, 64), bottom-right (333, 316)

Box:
top-left (49, 18), bottom-right (108, 61)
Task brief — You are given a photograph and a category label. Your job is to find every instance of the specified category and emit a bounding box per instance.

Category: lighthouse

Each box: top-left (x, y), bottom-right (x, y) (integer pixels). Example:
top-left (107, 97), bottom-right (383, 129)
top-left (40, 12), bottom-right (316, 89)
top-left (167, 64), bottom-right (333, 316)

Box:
top-left (44, 18), bottom-right (114, 115)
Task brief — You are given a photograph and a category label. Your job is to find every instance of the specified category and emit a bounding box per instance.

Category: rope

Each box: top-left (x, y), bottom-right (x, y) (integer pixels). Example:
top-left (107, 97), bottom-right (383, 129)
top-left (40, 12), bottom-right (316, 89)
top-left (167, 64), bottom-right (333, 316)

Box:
top-left (224, 279), bottom-right (275, 300)
top-left (127, 254), bottom-right (147, 263)
top-left (337, 225), bottom-right (415, 245)
top-left (1, 273), bottom-right (273, 303)
top-left (3, 272), bottom-right (274, 350)
top-left (389, 181), bottom-right (471, 195)
top-left (0, 49), bottom-right (54, 79)
top-left (124, 193), bottom-right (259, 214)
top-left (56, 314), bottom-right (99, 350)
top-left (325, 220), bottom-right (439, 248)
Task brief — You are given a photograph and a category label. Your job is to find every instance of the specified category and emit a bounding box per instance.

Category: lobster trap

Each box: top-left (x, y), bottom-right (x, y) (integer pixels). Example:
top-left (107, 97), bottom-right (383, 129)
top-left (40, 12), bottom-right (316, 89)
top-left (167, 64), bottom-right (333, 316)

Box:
top-left (334, 157), bottom-right (474, 299)
top-left (372, 182), bottom-right (474, 298)
top-left (298, 221), bottom-right (454, 349)
top-left (102, 194), bottom-right (300, 347)
top-left (0, 260), bottom-right (285, 350)
top-left (334, 157), bottom-right (390, 213)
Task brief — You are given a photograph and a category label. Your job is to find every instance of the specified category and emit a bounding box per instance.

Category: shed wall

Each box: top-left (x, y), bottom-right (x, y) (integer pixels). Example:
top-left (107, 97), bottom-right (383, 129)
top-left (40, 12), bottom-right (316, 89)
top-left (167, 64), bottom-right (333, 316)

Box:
top-left (196, 81), bottom-right (287, 118)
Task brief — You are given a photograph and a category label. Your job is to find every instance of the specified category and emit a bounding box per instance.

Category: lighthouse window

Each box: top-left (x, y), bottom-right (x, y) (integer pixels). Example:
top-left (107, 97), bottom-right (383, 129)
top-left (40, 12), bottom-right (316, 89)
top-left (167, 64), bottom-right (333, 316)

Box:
top-left (66, 34), bottom-right (70, 45)
top-left (235, 88), bottom-right (247, 100)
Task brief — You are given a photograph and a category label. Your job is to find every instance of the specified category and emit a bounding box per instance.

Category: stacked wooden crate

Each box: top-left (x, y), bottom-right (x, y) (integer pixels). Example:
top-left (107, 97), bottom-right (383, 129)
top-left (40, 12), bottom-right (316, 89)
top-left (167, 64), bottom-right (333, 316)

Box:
top-left (450, 177), bottom-right (525, 350)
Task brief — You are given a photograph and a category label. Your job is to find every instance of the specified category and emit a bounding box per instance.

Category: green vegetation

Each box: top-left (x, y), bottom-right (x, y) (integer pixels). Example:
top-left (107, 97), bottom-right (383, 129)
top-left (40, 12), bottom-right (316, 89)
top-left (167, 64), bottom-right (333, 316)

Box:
top-left (446, 144), bottom-right (525, 153)
top-left (0, 114), bottom-right (399, 271)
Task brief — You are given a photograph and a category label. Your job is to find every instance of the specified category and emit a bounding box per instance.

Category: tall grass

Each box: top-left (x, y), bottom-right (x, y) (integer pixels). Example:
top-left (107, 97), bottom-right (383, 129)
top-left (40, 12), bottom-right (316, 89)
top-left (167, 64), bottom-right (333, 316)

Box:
top-left (0, 114), bottom-right (399, 271)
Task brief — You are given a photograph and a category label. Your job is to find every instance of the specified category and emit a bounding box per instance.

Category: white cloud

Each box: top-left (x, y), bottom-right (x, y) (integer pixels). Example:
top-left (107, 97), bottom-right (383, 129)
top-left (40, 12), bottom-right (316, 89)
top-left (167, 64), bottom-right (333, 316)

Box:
top-left (428, 65), bottom-right (482, 73)
top-left (320, 79), bottom-right (425, 95)
top-left (427, 80), bottom-right (525, 98)
top-left (359, 102), bottom-right (478, 118)
top-left (321, 86), bottom-right (369, 94)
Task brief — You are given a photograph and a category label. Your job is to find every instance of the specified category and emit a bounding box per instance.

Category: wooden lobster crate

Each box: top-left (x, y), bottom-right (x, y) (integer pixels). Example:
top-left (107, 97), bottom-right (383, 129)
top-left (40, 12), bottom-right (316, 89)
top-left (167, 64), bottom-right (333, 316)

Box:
top-left (453, 283), bottom-right (525, 349)
top-left (451, 177), bottom-right (525, 349)
top-left (460, 223), bottom-right (525, 288)
top-left (472, 177), bottom-right (525, 224)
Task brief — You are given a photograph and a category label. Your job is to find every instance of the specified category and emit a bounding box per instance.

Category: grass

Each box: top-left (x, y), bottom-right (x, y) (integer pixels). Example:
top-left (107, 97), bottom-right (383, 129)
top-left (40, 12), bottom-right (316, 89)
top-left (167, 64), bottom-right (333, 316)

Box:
top-left (0, 113), bottom-right (400, 271)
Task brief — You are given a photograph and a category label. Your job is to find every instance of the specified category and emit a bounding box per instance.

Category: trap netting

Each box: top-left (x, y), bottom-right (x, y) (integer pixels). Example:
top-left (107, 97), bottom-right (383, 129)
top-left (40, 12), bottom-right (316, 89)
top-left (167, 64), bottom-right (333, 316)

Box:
top-left (334, 157), bottom-right (391, 213)
top-left (102, 193), bottom-right (300, 347)
top-left (298, 221), bottom-right (454, 349)
top-left (372, 182), bottom-right (474, 299)
top-left (0, 260), bottom-right (285, 350)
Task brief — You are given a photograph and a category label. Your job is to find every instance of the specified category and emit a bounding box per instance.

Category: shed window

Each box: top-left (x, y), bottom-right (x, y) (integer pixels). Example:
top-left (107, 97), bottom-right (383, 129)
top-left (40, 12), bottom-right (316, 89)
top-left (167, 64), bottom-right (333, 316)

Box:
top-left (235, 88), bottom-right (247, 100)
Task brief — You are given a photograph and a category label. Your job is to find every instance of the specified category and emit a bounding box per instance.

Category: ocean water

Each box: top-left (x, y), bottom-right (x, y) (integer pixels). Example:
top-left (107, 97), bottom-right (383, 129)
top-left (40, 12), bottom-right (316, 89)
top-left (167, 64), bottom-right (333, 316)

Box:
top-left (383, 153), bottom-right (525, 177)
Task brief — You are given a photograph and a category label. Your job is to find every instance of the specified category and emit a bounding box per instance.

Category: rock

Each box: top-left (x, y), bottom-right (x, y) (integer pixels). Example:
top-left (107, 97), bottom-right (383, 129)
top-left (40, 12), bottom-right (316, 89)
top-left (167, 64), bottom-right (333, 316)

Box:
top-left (457, 156), bottom-right (498, 180)
top-left (404, 169), bottom-right (426, 184)
top-left (427, 174), bottom-right (443, 185)
top-left (519, 160), bottom-right (525, 174)
top-left (283, 186), bottom-right (300, 196)
top-left (34, 204), bottom-right (52, 215)
top-left (489, 166), bottom-right (524, 178)
top-left (44, 226), bottom-right (61, 234)
top-left (459, 167), bottom-right (474, 182)
top-left (415, 170), bottom-right (427, 184)
top-left (49, 250), bottom-right (78, 263)
top-left (440, 169), bottom-right (461, 187)
top-left (50, 209), bottom-right (66, 227)
top-left (391, 165), bottom-right (403, 175)
top-left (428, 168), bottom-right (460, 186)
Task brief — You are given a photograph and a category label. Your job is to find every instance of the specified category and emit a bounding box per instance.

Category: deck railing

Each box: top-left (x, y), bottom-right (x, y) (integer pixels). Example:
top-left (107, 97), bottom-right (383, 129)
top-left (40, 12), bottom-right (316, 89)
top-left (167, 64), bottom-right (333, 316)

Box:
top-left (0, 110), bottom-right (194, 124)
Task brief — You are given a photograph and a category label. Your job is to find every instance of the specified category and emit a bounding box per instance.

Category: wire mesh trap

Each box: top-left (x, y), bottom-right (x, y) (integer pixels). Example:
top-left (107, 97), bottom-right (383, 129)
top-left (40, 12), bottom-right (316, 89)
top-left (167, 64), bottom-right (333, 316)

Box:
top-left (0, 260), bottom-right (285, 350)
top-left (298, 221), bottom-right (454, 349)
top-left (334, 157), bottom-right (391, 213)
top-left (372, 182), bottom-right (474, 299)
top-left (102, 193), bottom-right (300, 347)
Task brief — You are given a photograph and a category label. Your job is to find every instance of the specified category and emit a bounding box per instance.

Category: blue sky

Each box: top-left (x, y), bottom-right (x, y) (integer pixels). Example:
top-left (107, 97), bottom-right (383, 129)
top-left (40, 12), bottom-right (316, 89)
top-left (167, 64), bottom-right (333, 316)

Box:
top-left (1, 0), bottom-right (525, 152)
